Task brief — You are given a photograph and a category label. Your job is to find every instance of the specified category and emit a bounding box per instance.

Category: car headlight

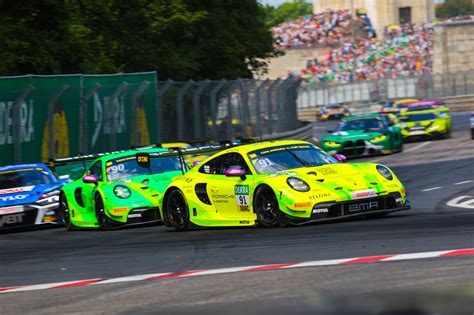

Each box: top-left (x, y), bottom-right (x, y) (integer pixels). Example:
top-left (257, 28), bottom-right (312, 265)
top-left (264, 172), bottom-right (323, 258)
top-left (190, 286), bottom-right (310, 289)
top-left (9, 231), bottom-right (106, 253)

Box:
top-left (114, 185), bottom-right (131, 199)
top-left (428, 124), bottom-right (439, 130)
top-left (287, 177), bottom-right (310, 192)
top-left (324, 141), bottom-right (341, 147)
top-left (376, 165), bottom-right (393, 181)
top-left (370, 135), bottom-right (387, 143)
top-left (37, 190), bottom-right (60, 205)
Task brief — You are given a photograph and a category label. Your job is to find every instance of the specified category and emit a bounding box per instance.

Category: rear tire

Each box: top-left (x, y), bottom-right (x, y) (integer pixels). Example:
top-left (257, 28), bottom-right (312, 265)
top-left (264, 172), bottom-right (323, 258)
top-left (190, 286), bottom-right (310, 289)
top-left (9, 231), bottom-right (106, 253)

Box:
top-left (95, 195), bottom-right (111, 231)
top-left (254, 186), bottom-right (284, 227)
top-left (59, 193), bottom-right (74, 231)
top-left (165, 189), bottom-right (190, 231)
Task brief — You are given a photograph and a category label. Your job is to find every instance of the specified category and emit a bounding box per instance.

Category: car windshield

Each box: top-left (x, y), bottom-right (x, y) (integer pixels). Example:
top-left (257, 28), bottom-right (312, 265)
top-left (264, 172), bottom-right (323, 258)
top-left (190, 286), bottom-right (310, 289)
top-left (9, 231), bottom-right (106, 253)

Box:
top-left (106, 155), bottom-right (182, 181)
top-left (247, 144), bottom-right (337, 174)
top-left (335, 118), bottom-right (384, 132)
top-left (400, 113), bottom-right (437, 122)
top-left (327, 105), bottom-right (341, 110)
top-left (0, 169), bottom-right (53, 189)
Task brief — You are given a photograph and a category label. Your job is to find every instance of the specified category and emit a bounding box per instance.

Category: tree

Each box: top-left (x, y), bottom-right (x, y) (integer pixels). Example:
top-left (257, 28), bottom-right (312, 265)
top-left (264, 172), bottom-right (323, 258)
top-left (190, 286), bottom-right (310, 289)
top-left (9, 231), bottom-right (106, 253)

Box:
top-left (264, 0), bottom-right (313, 27)
top-left (436, 0), bottom-right (474, 19)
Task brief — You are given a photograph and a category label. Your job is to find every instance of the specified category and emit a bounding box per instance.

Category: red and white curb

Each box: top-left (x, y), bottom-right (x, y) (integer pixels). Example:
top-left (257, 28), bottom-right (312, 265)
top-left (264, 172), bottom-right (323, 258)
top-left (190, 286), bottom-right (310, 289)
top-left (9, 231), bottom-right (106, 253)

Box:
top-left (1, 248), bottom-right (473, 294)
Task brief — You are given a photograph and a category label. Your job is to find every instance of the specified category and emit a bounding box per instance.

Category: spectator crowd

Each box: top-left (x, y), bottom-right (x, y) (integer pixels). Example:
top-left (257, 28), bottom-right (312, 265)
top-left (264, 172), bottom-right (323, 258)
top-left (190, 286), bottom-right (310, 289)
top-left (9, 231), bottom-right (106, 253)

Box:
top-left (273, 10), bottom-right (434, 84)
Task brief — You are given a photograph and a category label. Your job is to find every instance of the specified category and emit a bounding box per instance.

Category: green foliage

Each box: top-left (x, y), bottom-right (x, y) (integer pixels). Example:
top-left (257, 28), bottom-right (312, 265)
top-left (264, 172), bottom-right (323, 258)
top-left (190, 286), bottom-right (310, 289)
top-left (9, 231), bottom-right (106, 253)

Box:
top-left (0, 0), bottom-right (277, 79)
top-left (264, 0), bottom-right (313, 27)
top-left (436, 0), bottom-right (474, 19)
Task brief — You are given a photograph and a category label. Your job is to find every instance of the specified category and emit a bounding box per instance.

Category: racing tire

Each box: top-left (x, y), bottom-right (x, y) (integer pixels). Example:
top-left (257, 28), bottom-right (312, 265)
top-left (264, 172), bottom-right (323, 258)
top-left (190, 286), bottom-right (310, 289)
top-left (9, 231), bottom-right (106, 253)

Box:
top-left (254, 185), bottom-right (284, 227)
top-left (443, 128), bottom-right (452, 139)
top-left (59, 193), bottom-right (74, 231)
top-left (94, 195), bottom-right (111, 231)
top-left (165, 189), bottom-right (190, 231)
top-left (396, 141), bottom-right (403, 153)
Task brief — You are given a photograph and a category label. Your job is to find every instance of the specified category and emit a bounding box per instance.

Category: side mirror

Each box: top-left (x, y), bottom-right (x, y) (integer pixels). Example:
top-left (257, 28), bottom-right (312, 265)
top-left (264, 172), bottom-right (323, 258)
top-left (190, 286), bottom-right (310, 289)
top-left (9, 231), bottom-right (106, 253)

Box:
top-left (82, 174), bottom-right (98, 184)
top-left (326, 129), bottom-right (334, 134)
top-left (192, 160), bottom-right (202, 167)
top-left (334, 154), bottom-right (347, 163)
top-left (224, 167), bottom-right (246, 177)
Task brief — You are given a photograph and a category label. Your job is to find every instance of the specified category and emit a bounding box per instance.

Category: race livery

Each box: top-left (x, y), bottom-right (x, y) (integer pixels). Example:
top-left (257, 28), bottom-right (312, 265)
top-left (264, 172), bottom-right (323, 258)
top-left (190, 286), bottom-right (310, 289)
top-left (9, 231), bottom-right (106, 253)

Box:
top-left (148, 140), bottom-right (409, 231)
top-left (0, 164), bottom-right (68, 230)
top-left (399, 108), bottom-right (451, 140)
top-left (57, 148), bottom-right (184, 230)
top-left (379, 98), bottom-right (420, 114)
top-left (316, 104), bottom-right (351, 121)
top-left (321, 114), bottom-right (403, 158)
top-left (399, 100), bottom-right (448, 113)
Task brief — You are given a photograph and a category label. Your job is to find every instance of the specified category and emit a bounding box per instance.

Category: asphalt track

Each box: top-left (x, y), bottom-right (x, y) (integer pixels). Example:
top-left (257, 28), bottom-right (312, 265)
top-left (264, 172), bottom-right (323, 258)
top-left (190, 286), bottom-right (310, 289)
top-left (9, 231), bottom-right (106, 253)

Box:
top-left (0, 112), bottom-right (473, 314)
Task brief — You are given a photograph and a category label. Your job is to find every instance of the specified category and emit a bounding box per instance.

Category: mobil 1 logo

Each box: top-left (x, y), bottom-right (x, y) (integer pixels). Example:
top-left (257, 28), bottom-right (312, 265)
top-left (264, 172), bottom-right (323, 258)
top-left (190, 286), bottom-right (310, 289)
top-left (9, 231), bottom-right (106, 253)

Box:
top-left (235, 185), bottom-right (250, 212)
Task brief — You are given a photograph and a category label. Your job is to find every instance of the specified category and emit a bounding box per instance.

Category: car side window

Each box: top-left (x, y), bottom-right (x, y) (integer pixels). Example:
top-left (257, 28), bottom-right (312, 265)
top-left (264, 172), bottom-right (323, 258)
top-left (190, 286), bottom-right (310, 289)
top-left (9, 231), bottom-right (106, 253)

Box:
top-left (199, 153), bottom-right (251, 175)
top-left (88, 161), bottom-right (103, 181)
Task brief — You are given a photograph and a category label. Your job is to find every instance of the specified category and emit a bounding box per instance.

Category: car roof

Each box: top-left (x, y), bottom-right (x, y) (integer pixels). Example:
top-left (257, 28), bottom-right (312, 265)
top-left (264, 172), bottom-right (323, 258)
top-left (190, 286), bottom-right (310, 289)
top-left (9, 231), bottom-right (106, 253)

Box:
top-left (219, 140), bottom-right (317, 155)
top-left (400, 109), bottom-right (440, 116)
top-left (0, 163), bottom-right (49, 173)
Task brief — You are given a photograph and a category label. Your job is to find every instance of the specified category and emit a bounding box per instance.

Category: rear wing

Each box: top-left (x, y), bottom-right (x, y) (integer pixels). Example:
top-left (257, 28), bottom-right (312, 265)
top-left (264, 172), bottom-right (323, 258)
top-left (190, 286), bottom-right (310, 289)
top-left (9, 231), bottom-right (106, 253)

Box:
top-left (136, 139), bottom-right (256, 174)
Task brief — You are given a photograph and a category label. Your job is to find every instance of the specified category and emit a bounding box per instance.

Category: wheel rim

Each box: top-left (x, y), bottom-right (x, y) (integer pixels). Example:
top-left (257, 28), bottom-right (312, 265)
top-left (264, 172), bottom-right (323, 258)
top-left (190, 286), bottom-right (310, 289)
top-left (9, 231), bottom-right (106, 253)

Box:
top-left (95, 198), bottom-right (107, 228)
top-left (168, 192), bottom-right (187, 227)
top-left (60, 196), bottom-right (70, 226)
top-left (256, 188), bottom-right (279, 225)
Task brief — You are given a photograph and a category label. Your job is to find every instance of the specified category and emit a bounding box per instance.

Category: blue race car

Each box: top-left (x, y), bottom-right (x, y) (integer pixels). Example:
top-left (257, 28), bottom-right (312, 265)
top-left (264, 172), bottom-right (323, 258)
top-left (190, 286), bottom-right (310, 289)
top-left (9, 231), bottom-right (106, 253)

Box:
top-left (0, 163), bottom-right (68, 230)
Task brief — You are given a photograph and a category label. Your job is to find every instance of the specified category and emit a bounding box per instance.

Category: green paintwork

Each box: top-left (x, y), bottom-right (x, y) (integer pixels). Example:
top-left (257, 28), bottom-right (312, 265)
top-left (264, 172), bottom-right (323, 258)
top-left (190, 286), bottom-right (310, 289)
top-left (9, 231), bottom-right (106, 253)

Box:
top-left (399, 109), bottom-right (451, 139)
top-left (321, 113), bottom-right (402, 158)
top-left (60, 148), bottom-right (182, 229)
top-left (160, 140), bottom-right (408, 228)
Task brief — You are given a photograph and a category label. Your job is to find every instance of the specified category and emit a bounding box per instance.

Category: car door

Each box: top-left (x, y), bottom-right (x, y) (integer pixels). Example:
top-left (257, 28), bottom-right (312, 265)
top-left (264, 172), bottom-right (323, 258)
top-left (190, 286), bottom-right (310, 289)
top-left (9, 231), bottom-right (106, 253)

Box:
top-left (199, 153), bottom-right (255, 220)
top-left (81, 160), bottom-right (102, 211)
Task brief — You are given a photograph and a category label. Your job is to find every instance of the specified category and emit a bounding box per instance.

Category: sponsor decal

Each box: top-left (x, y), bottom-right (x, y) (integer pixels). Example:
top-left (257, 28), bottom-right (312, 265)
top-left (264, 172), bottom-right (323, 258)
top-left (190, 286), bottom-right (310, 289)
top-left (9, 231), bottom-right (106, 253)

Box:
top-left (351, 189), bottom-right (376, 199)
top-left (239, 220), bottom-right (250, 224)
top-left (112, 207), bottom-right (128, 214)
top-left (0, 213), bottom-right (25, 227)
top-left (204, 165), bottom-right (211, 174)
top-left (294, 202), bottom-right (311, 208)
top-left (212, 194), bottom-right (233, 204)
top-left (128, 213), bottom-right (142, 219)
top-left (309, 193), bottom-right (331, 200)
top-left (318, 167), bottom-right (338, 175)
top-left (0, 206), bottom-right (24, 215)
top-left (0, 195), bottom-right (28, 202)
top-left (348, 201), bottom-right (379, 213)
top-left (312, 208), bottom-right (329, 214)
top-left (235, 185), bottom-right (250, 212)
top-left (0, 186), bottom-right (34, 195)
top-left (269, 171), bottom-right (297, 178)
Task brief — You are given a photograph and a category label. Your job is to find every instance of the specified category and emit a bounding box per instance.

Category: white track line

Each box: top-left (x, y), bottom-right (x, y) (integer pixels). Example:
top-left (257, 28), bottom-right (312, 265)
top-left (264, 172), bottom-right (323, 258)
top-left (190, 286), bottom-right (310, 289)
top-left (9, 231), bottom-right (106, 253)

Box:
top-left (404, 141), bottom-right (431, 153)
top-left (421, 187), bottom-right (443, 192)
top-left (454, 180), bottom-right (473, 186)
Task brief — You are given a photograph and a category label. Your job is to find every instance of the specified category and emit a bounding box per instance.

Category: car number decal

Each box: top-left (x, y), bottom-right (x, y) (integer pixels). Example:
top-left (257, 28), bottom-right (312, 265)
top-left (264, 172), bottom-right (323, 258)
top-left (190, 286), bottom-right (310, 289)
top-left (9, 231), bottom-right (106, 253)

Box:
top-left (235, 185), bottom-right (250, 212)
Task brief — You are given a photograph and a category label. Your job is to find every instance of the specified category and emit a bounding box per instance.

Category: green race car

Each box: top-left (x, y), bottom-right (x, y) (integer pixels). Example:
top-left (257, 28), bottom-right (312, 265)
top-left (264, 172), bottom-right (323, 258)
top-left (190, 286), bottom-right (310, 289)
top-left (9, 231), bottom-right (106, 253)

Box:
top-left (141, 140), bottom-right (410, 231)
top-left (321, 113), bottom-right (403, 158)
top-left (56, 148), bottom-right (184, 230)
top-left (399, 109), bottom-right (451, 140)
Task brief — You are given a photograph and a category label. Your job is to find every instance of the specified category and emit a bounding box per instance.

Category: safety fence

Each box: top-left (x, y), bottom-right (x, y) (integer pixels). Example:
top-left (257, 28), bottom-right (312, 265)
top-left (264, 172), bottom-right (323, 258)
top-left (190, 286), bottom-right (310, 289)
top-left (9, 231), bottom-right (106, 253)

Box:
top-left (297, 69), bottom-right (474, 108)
top-left (0, 73), bottom-right (301, 165)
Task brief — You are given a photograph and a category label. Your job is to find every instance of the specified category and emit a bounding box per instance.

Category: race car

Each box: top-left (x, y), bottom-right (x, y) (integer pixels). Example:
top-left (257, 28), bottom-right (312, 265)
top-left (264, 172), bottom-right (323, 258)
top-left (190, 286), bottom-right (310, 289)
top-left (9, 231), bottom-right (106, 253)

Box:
top-left (399, 100), bottom-right (448, 113)
top-left (56, 148), bottom-right (184, 230)
top-left (399, 108), bottom-right (452, 140)
top-left (321, 113), bottom-right (403, 158)
top-left (379, 98), bottom-right (420, 114)
top-left (316, 104), bottom-right (351, 121)
top-left (145, 140), bottom-right (410, 230)
top-left (470, 112), bottom-right (474, 139)
top-left (0, 163), bottom-right (68, 230)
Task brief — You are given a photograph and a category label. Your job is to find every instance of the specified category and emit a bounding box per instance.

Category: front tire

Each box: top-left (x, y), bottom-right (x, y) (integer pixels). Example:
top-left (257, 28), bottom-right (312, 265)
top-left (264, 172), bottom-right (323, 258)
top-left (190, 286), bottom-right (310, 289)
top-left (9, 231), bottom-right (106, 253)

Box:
top-left (59, 193), bottom-right (74, 231)
top-left (254, 186), bottom-right (284, 227)
top-left (165, 189), bottom-right (190, 231)
top-left (95, 195), bottom-right (111, 231)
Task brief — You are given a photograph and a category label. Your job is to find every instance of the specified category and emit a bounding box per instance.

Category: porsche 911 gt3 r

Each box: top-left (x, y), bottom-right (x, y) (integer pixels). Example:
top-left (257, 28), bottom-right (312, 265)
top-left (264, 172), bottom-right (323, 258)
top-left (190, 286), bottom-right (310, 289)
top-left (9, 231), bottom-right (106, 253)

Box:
top-left (0, 164), bottom-right (68, 230)
top-left (150, 140), bottom-right (410, 231)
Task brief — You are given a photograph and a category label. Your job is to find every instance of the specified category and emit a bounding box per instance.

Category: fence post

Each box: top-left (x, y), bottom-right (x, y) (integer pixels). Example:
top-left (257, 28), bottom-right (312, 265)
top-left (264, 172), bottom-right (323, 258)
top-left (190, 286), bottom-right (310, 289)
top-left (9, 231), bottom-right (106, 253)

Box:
top-left (238, 79), bottom-right (250, 138)
top-left (225, 80), bottom-right (241, 140)
top-left (156, 79), bottom-right (173, 143)
top-left (277, 79), bottom-right (290, 132)
top-left (255, 79), bottom-right (270, 138)
top-left (47, 84), bottom-right (69, 161)
top-left (79, 83), bottom-right (100, 154)
top-left (193, 80), bottom-right (210, 140)
top-left (176, 80), bottom-right (194, 140)
top-left (130, 81), bottom-right (150, 147)
top-left (210, 80), bottom-right (226, 141)
top-left (12, 85), bottom-right (35, 164)
top-left (266, 79), bottom-right (281, 135)
top-left (109, 82), bottom-right (129, 151)
top-left (463, 71), bottom-right (468, 95)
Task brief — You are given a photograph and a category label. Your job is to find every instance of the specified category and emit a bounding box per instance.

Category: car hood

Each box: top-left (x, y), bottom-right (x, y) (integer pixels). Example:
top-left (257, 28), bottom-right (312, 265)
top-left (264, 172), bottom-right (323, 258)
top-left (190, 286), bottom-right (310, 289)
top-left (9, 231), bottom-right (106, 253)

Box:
top-left (323, 130), bottom-right (383, 141)
top-left (400, 119), bottom-right (436, 128)
top-left (0, 184), bottom-right (62, 207)
top-left (113, 171), bottom-right (182, 192)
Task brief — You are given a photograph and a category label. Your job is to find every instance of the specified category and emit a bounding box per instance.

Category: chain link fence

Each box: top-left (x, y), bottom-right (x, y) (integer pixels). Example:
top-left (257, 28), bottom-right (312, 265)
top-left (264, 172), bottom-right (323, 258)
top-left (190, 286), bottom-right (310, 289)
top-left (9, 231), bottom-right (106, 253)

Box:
top-left (0, 73), bottom-right (302, 165)
top-left (297, 70), bottom-right (474, 109)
